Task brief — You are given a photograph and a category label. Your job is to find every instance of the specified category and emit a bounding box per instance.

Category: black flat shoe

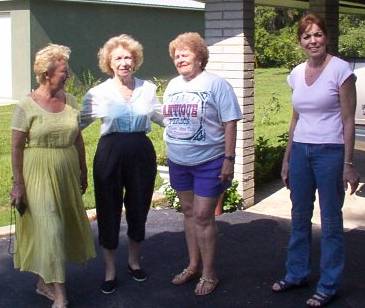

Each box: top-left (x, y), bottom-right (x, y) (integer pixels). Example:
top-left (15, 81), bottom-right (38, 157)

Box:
top-left (100, 278), bottom-right (118, 294)
top-left (128, 265), bottom-right (147, 282)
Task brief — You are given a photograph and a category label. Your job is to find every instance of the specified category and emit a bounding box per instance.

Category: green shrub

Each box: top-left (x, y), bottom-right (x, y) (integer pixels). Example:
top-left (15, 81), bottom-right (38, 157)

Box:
top-left (254, 132), bottom-right (288, 187)
top-left (163, 184), bottom-right (181, 211)
top-left (222, 180), bottom-right (243, 212)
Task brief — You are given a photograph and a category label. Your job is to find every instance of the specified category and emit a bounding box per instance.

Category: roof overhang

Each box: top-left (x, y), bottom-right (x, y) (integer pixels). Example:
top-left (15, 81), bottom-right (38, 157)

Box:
top-left (55, 0), bottom-right (205, 11)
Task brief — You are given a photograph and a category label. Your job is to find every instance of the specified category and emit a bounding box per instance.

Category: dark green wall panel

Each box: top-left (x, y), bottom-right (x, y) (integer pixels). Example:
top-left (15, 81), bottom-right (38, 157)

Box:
top-left (30, 1), bottom-right (203, 86)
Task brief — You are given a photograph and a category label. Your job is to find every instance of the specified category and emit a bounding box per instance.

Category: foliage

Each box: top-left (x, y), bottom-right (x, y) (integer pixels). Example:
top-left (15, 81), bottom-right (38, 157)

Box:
top-left (255, 6), bottom-right (305, 69)
top-left (163, 184), bottom-right (181, 211)
top-left (261, 92), bottom-right (281, 124)
top-left (222, 180), bottom-right (243, 212)
top-left (152, 77), bottom-right (168, 99)
top-left (339, 27), bottom-right (365, 58)
top-left (65, 70), bottom-right (101, 103)
top-left (149, 77), bottom-right (168, 166)
top-left (255, 133), bottom-right (288, 187)
top-left (255, 68), bottom-right (292, 140)
top-left (255, 8), bottom-right (365, 67)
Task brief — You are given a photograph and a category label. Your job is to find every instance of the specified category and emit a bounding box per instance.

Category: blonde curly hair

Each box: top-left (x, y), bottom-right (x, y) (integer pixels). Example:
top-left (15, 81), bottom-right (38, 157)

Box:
top-left (169, 32), bottom-right (209, 70)
top-left (98, 34), bottom-right (144, 76)
top-left (33, 44), bottom-right (71, 84)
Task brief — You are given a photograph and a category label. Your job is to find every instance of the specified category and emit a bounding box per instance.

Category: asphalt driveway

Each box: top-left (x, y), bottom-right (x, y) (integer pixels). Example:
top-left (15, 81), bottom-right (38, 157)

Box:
top-left (1, 208), bottom-right (365, 308)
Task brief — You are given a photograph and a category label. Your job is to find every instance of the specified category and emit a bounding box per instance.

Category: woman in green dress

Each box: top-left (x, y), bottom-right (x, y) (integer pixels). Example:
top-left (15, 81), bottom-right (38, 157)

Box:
top-left (10, 44), bottom-right (95, 308)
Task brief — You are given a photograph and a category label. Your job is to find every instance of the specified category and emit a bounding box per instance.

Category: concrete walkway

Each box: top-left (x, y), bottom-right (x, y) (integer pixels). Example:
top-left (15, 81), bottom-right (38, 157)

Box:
top-left (247, 179), bottom-right (365, 230)
top-left (247, 143), bottom-right (365, 230)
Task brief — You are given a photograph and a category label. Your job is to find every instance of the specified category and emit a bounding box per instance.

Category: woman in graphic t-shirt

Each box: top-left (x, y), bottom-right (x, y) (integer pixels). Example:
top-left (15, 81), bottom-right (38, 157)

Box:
top-left (162, 32), bottom-right (242, 296)
top-left (272, 13), bottom-right (360, 307)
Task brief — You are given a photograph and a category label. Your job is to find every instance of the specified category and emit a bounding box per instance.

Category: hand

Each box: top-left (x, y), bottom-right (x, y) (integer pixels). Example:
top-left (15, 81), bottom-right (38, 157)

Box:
top-left (281, 160), bottom-right (289, 189)
top-left (10, 182), bottom-right (26, 207)
top-left (343, 165), bottom-right (360, 195)
top-left (80, 169), bottom-right (88, 195)
top-left (219, 159), bottom-right (234, 182)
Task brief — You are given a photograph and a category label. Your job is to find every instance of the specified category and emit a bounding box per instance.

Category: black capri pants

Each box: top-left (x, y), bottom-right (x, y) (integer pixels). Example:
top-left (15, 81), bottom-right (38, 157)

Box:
top-left (93, 132), bottom-right (157, 249)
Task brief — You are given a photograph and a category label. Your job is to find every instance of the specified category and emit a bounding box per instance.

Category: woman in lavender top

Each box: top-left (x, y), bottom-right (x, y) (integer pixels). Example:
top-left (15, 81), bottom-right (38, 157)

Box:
top-left (272, 13), bottom-right (359, 307)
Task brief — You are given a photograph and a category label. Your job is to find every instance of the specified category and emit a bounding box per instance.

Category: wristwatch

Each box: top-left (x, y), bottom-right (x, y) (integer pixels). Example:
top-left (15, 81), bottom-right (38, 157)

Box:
top-left (224, 155), bottom-right (235, 162)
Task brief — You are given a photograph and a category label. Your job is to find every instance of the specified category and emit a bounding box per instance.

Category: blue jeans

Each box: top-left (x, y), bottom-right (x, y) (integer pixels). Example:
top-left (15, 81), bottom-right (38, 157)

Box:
top-left (284, 142), bottom-right (345, 295)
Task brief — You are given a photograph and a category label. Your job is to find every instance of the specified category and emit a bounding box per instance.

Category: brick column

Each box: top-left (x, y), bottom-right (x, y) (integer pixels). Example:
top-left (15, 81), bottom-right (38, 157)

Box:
top-left (205, 0), bottom-right (255, 207)
top-left (309, 0), bottom-right (339, 55)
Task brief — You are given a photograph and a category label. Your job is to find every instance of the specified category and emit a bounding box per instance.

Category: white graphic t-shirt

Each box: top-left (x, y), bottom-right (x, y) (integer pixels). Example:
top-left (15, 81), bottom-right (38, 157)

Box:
top-left (163, 71), bottom-right (242, 166)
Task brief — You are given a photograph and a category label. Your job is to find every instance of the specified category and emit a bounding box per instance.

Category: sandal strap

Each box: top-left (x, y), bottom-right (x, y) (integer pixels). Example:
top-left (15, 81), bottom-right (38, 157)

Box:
top-left (176, 268), bottom-right (194, 278)
top-left (199, 276), bottom-right (218, 284)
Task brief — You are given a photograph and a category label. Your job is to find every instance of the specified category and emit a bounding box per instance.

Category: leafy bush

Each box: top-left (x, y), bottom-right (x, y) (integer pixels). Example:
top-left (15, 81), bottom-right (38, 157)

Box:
top-left (255, 24), bottom-right (305, 69)
top-left (163, 184), bottom-right (181, 211)
top-left (222, 180), bottom-right (243, 212)
top-left (254, 133), bottom-right (288, 187)
top-left (339, 27), bottom-right (365, 58)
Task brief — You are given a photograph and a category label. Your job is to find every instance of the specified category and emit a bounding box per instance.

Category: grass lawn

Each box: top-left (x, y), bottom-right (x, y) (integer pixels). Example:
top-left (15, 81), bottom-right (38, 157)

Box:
top-left (0, 67), bottom-right (292, 227)
top-left (254, 67), bottom-right (292, 144)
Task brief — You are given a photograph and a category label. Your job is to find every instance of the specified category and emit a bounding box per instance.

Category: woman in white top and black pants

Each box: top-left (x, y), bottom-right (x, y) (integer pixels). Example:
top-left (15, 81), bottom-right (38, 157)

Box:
top-left (272, 13), bottom-right (359, 307)
top-left (80, 34), bottom-right (163, 294)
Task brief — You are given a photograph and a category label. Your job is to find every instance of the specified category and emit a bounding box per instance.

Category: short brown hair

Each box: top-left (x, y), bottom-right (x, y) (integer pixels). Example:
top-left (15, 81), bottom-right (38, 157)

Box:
top-left (297, 13), bottom-right (328, 41)
top-left (98, 34), bottom-right (143, 76)
top-left (34, 44), bottom-right (70, 84)
top-left (169, 32), bottom-right (209, 70)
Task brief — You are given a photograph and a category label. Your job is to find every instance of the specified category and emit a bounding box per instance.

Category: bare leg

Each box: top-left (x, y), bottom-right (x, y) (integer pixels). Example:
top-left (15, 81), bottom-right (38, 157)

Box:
top-left (103, 248), bottom-right (117, 281)
top-left (52, 283), bottom-right (67, 308)
top-left (128, 238), bottom-right (141, 269)
top-left (178, 190), bottom-right (201, 272)
top-left (193, 195), bottom-right (219, 295)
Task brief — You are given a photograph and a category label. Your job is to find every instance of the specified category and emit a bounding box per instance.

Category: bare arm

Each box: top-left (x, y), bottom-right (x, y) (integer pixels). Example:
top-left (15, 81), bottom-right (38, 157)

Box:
top-left (74, 131), bottom-right (88, 194)
top-left (10, 130), bottom-right (27, 204)
top-left (281, 109), bottom-right (299, 189)
top-left (219, 120), bottom-right (237, 182)
top-left (150, 94), bottom-right (165, 127)
top-left (340, 74), bottom-right (360, 194)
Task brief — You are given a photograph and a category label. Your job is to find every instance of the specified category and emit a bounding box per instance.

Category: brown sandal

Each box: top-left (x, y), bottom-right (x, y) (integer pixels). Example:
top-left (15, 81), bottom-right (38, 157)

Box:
top-left (194, 276), bottom-right (219, 296)
top-left (35, 286), bottom-right (55, 301)
top-left (171, 268), bottom-right (200, 285)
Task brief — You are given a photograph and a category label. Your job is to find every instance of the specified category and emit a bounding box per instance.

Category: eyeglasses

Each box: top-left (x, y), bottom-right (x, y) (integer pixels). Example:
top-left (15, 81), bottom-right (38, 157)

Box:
top-left (301, 31), bottom-right (325, 40)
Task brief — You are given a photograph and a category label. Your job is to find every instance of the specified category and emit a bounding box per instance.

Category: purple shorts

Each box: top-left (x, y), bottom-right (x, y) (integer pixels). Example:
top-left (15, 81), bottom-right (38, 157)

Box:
top-left (168, 156), bottom-right (230, 198)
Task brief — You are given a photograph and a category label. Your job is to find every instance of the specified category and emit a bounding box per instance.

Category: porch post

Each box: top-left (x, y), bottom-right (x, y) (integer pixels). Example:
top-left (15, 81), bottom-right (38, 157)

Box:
top-left (205, 0), bottom-right (255, 207)
top-left (309, 0), bottom-right (339, 55)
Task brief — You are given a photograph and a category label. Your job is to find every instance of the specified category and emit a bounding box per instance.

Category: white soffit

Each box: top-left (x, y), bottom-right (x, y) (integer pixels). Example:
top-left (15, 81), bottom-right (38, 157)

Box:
top-left (56, 0), bottom-right (205, 11)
